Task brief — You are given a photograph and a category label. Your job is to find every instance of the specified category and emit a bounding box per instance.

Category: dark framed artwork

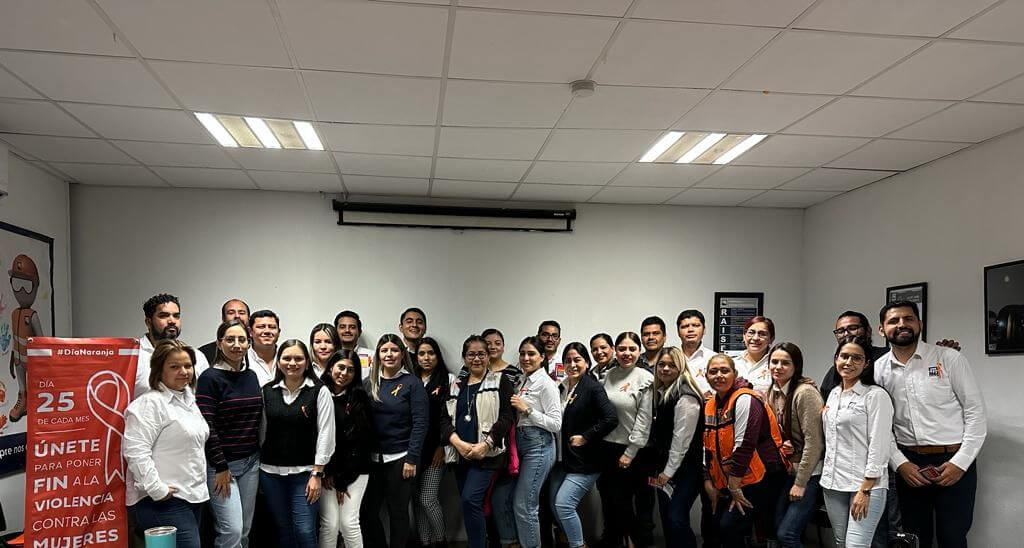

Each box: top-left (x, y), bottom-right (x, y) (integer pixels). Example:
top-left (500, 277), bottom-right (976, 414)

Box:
top-left (886, 282), bottom-right (928, 342)
top-left (714, 292), bottom-right (764, 353)
top-left (985, 259), bottom-right (1024, 355)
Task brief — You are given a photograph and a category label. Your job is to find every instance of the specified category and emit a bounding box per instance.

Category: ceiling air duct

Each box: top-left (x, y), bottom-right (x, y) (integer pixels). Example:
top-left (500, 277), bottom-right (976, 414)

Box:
top-left (332, 200), bottom-right (576, 232)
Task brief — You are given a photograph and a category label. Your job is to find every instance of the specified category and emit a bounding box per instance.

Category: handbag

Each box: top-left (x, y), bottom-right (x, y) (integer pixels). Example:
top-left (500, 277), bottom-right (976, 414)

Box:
top-left (506, 426), bottom-right (520, 476)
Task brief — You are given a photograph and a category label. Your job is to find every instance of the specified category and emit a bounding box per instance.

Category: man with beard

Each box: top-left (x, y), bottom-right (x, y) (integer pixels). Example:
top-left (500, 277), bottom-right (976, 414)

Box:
top-left (198, 298), bottom-right (250, 365)
top-left (133, 293), bottom-right (209, 399)
top-left (874, 301), bottom-right (986, 548)
top-left (247, 309), bottom-right (280, 387)
top-left (639, 316), bottom-right (667, 371)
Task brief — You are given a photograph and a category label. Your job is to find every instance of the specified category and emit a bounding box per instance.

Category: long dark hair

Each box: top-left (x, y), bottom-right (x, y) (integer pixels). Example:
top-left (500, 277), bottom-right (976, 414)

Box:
top-left (519, 336), bottom-right (548, 369)
top-left (414, 336), bottom-right (450, 387)
top-left (308, 323), bottom-right (341, 366)
top-left (271, 339), bottom-right (319, 385)
top-left (321, 348), bottom-right (364, 394)
top-left (768, 342), bottom-right (806, 438)
top-left (214, 319), bottom-right (249, 370)
top-left (834, 336), bottom-right (876, 387)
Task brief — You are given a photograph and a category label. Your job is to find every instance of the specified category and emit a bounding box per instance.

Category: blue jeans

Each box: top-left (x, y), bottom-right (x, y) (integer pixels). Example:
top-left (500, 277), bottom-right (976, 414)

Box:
top-left (548, 465), bottom-right (599, 548)
top-left (513, 426), bottom-right (555, 548)
top-left (657, 467), bottom-right (702, 548)
top-left (455, 463), bottom-right (496, 548)
top-left (823, 488), bottom-right (887, 548)
top-left (259, 470), bottom-right (319, 548)
top-left (774, 474), bottom-right (821, 548)
top-left (207, 454), bottom-right (260, 548)
top-left (491, 470), bottom-right (518, 544)
top-left (129, 496), bottom-right (203, 548)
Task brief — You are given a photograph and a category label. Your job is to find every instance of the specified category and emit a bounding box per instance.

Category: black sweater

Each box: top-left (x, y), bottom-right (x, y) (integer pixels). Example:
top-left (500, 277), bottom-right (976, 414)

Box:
top-left (325, 387), bottom-right (373, 489)
top-left (560, 374), bottom-right (618, 474)
top-left (420, 371), bottom-right (451, 468)
top-left (365, 372), bottom-right (428, 465)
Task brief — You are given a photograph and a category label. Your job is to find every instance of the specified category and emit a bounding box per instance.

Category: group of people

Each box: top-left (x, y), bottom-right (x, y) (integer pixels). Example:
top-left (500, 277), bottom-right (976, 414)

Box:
top-left (121, 293), bottom-right (986, 548)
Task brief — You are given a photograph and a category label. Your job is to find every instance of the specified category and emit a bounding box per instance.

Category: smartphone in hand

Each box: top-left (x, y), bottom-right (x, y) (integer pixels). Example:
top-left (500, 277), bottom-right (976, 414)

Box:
top-left (919, 465), bottom-right (941, 481)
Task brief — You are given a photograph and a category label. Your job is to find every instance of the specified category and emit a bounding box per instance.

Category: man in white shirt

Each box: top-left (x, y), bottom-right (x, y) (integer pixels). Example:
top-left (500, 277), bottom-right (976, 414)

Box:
top-left (334, 309), bottom-right (373, 378)
top-left (247, 309), bottom-right (281, 387)
top-left (676, 309), bottom-right (713, 398)
top-left (639, 316), bottom-right (667, 371)
top-left (134, 293), bottom-right (209, 399)
top-left (537, 320), bottom-right (564, 381)
top-left (875, 301), bottom-right (986, 548)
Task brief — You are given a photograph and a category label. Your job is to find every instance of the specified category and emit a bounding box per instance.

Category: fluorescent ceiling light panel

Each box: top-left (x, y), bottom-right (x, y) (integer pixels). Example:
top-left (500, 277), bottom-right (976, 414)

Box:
top-left (267, 119), bottom-right (305, 149)
top-left (195, 113), bottom-right (238, 147)
top-left (639, 131), bottom-right (684, 162)
top-left (218, 115), bottom-right (262, 147)
top-left (677, 133), bottom-right (726, 164)
top-left (244, 117), bottom-right (281, 149)
top-left (294, 121), bottom-right (325, 151)
top-left (713, 134), bottom-right (767, 165)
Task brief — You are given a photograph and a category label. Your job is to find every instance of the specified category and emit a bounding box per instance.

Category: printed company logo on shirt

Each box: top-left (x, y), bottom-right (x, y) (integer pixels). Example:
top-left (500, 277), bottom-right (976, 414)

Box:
top-left (391, 384), bottom-right (403, 396)
top-left (928, 362), bottom-right (945, 378)
top-left (620, 383), bottom-right (631, 392)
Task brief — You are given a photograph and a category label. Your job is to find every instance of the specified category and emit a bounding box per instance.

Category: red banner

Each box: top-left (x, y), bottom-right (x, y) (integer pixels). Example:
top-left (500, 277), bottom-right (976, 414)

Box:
top-left (24, 337), bottom-right (139, 548)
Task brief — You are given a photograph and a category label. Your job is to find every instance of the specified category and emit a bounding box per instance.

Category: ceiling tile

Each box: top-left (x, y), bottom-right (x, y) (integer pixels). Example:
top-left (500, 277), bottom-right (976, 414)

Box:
top-left (783, 97), bottom-right (953, 137)
top-left (525, 161), bottom-right (627, 185)
top-left (51, 163), bottom-right (166, 187)
top-left (949, 1), bottom-right (1024, 42)
top-left (675, 91), bottom-right (831, 133)
top-left (855, 42), bottom-right (1024, 100)
top-left (733, 135), bottom-right (869, 167)
top-left (62, 103), bottom-right (210, 143)
top-left (430, 179), bottom-right (518, 199)
top-left (589, 186), bottom-right (680, 204)
top-left (0, 100), bottom-right (92, 136)
top-left (798, 0), bottom-right (997, 37)
top-left (779, 168), bottom-right (895, 191)
top-left (540, 129), bottom-right (661, 162)
top-left (227, 149), bottom-right (335, 173)
top-left (434, 158), bottom-right (532, 182)
top-left (443, 81), bottom-right (569, 128)
top-left (725, 31), bottom-right (926, 94)
top-left (826, 139), bottom-right (969, 170)
top-left (696, 166), bottom-right (809, 189)
top-left (511, 183), bottom-right (600, 202)
top-left (278, 0), bottom-right (447, 76)
top-left (974, 74), bottom-right (1024, 104)
top-left (249, 171), bottom-right (343, 193)
top-left (97, 0), bottom-right (290, 66)
top-left (594, 21), bottom-right (777, 87)
top-left (438, 127), bottom-right (549, 160)
top-left (319, 123), bottom-right (435, 156)
top-left (611, 164), bottom-right (717, 187)
top-left (334, 152), bottom-right (431, 178)
top-left (152, 61), bottom-right (310, 119)
top-left (460, 0), bottom-right (631, 16)
top-left (449, 10), bottom-right (616, 82)
top-left (888, 102), bottom-right (1024, 142)
top-left (0, 134), bottom-right (134, 163)
top-left (742, 190), bottom-right (839, 208)
top-left (560, 87), bottom-right (707, 130)
top-left (342, 175), bottom-right (429, 196)
top-left (304, 72), bottom-right (440, 125)
top-left (0, 52), bottom-right (175, 108)
top-left (0, 69), bottom-right (41, 99)
top-left (667, 188), bottom-right (763, 206)
top-left (151, 166), bottom-right (257, 189)
top-left (112, 141), bottom-right (235, 168)
top-left (633, 0), bottom-right (815, 27)
top-left (0, 0), bottom-right (130, 56)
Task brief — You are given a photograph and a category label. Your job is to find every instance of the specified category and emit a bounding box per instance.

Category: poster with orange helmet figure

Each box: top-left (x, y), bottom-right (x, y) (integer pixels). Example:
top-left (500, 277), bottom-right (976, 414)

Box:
top-left (0, 221), bottom-right (55, 475)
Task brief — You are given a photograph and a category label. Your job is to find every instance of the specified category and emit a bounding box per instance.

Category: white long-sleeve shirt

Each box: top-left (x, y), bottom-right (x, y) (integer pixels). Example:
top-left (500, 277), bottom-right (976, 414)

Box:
top-left (731, 350), bottom-right (771, 393)
top-left (260, 378), bottom-right (336, 475)
top-left (820, 381), bottom-right (893, 492)
top-left (517, 367), bottom-right (562, 433)
top-left (660, 391), bottom-right (702, 478)
top-left (683, 344), bottom-right (714, 395)
top-left (133, 335), bottom-right (209, 399)
top-left (603, 365), bottom-right (654, 459)
top-left (123, 385), bottom-right (210, 505)
top-left (874, 342), bottom-right (986, 472)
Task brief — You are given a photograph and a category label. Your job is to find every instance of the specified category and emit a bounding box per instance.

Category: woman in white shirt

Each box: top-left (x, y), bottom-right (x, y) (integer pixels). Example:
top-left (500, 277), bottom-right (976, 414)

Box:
top-left (259, 340), bottom-right (336, 548)
top-left (821, 336), bottom-right (894, 548)
top-left (732, 316), bottom-right (775, 393)
top-left (124, 340), bottom-right (210, 548)
top-left (510, 336), bottom-right (562, 548)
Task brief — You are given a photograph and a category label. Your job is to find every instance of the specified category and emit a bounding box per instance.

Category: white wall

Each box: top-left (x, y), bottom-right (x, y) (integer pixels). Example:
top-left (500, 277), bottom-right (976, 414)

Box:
top-left (70, 187), bottom-right (805, 363)
top-left (0, 156), bottom-right (72, 534)
top-left (802, 128), bottom-right (1024, 545)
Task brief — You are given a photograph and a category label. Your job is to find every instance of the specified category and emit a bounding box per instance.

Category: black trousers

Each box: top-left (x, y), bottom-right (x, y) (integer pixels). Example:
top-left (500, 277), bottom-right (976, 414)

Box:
top-left (896, 452), bottom-right (977, 548)
top-left (361, 459), bottom-right (414, 547)
top-left (597, 444), bottom-right (656, 547)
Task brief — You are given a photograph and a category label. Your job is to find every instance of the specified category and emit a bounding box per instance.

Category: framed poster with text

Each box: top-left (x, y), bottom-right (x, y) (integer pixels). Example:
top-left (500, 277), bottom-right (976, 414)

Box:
top-left (714, 292), bottom-right (764, 353)
top-left (886, 282), bottom-right (928, 342)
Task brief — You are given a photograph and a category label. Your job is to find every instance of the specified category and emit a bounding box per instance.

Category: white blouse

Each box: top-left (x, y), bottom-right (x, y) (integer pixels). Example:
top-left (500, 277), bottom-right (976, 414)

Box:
top-left (517, 367), bottom-right (562, 433)
top-left (731, 350), bottom-right (772, 393)
top-left (820, 381), bottom-right (894, 492)
top-left (123, 385), bottom-right (210, 505)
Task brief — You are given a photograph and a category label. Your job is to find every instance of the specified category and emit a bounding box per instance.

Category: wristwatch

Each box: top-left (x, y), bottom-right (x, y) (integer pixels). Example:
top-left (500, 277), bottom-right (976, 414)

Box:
top-left (859, 488), bottom-right (871, 496)
top-left (311, 471), bottom-right (324, 478)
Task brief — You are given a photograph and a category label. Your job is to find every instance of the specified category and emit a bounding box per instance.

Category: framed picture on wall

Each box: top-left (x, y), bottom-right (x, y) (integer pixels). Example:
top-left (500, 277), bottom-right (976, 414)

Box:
top-left (984, 259), bottom-right (1024, 355)
top-left (714, 292), bottom-right (764, 353)
top-left (886, 282), bottom-right (928, 342)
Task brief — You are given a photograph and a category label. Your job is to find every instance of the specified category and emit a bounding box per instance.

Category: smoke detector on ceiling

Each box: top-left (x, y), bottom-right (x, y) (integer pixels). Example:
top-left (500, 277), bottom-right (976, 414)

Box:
top-left (570, 79), bottom-right (596, 98)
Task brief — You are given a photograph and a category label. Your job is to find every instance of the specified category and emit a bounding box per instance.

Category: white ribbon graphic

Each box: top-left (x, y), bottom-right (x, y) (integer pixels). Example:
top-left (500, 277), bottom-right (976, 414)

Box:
top-left (85, 370), bottom-right (131, 485)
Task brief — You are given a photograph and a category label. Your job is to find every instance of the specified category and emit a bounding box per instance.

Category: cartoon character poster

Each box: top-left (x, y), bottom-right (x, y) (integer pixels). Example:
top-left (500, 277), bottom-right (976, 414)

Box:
top-left (0, 221), bottom-right (55, 475)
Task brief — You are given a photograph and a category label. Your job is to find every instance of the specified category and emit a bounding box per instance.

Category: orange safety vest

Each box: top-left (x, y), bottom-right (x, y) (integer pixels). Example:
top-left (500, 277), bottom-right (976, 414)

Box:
top-left (704, 387), bottom-right (786, 489)
top-left (11, 307), bottom-right (36, 364)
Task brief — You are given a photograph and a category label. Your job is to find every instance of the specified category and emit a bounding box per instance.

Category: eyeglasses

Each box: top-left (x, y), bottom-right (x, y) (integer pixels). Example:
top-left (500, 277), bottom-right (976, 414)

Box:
top-left (466, 352), bottom-right (488, 360)
top-left (538, 333), bottom-right (560, 340)
top-left (745, 330), bottom-right (771, 339)
top-left (838, 352), bottom-right (866, 365)
top-left (833, 325), bottom-right (864, 336)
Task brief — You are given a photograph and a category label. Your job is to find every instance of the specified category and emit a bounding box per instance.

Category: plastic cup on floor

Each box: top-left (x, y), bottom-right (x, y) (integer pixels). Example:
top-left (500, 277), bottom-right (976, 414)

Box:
top-left (144, 526), bottom-right (177, 548)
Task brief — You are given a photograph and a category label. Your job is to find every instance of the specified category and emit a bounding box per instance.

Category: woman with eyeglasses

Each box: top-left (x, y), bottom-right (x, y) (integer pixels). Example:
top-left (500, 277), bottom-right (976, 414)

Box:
top-left (511, 336), bottom-right (562, 548)
top-left (441, 335), bottom-right (515, 548)
top-left (597, 331), bottom-right (656, 547)
top-left (411, 337), bottom-right (456, 548)
top-left (481, 327), bottom-right (522, 547)
top-left (820, 337), bottom-right (893, 548)
top-left (732, 316), bottom-right (776, 393)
